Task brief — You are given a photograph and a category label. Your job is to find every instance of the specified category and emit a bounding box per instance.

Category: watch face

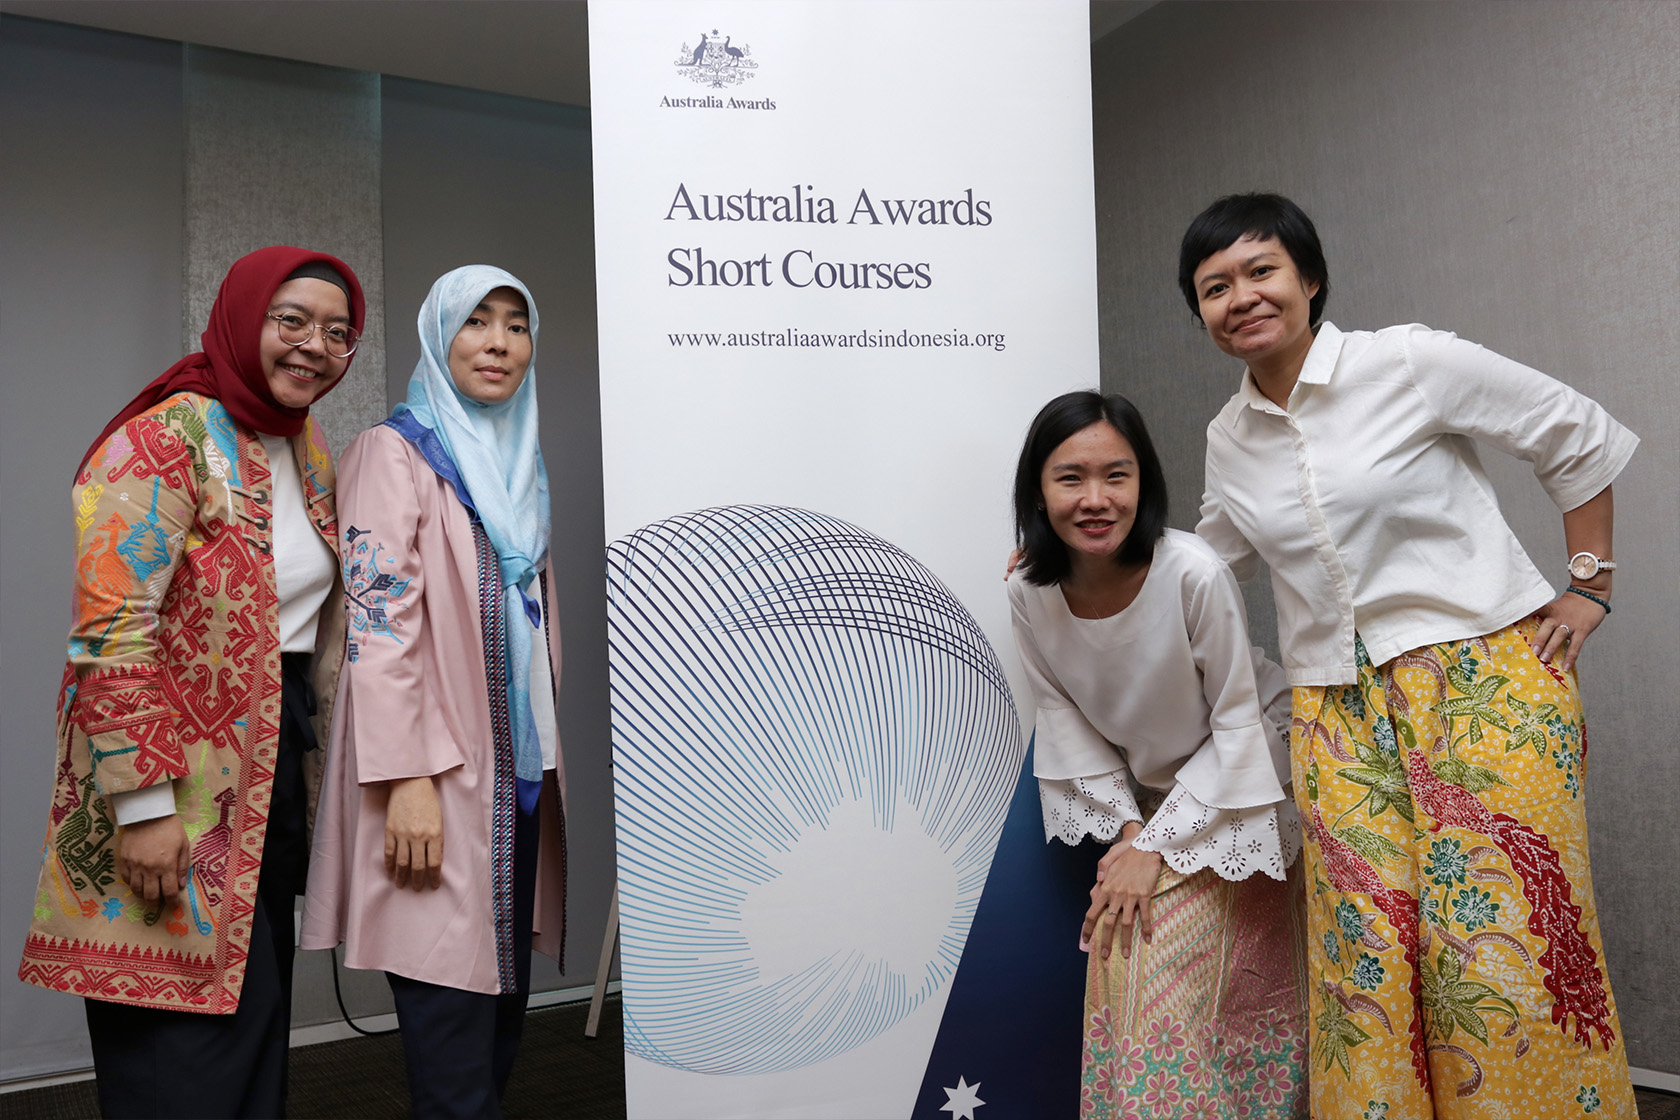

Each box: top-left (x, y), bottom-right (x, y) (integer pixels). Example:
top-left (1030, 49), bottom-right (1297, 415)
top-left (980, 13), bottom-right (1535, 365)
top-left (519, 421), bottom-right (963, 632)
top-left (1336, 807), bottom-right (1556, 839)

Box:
top-left (1570, 554), bottom-right (1597, 580)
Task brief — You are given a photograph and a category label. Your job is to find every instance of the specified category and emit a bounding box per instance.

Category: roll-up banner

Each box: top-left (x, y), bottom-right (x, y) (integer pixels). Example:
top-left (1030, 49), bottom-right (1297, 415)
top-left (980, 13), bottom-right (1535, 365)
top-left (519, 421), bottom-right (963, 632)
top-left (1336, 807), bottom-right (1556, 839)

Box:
top-left (589, 3), bottom-right (1098, 1115)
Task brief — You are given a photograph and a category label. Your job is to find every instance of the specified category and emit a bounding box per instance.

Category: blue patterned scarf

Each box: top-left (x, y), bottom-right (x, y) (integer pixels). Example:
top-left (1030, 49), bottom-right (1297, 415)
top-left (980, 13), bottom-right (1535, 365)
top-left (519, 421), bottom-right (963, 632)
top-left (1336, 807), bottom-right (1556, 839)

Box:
top-left (394, 265), bottom-right (550, 813)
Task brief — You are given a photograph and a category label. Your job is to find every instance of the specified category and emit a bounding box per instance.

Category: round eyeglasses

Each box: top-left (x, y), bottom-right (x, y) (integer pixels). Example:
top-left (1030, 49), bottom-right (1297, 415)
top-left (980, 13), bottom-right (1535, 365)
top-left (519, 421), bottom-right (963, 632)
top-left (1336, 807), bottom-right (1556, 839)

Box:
top-left (267, 312), bottom-right (360, 358)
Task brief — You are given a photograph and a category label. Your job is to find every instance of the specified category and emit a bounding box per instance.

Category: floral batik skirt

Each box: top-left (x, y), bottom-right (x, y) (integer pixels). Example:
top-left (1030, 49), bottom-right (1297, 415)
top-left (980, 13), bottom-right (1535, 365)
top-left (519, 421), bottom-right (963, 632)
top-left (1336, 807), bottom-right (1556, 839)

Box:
top-left (1294, 620), bottom-right (1635, 1119)
top-left (1081, 861), bottom-right (1309, 1119)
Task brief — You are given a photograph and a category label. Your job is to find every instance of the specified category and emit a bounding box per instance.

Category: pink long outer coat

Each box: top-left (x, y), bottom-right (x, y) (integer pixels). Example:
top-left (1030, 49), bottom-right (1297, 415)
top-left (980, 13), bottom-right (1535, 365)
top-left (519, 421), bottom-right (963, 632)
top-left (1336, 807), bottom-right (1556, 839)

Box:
top-left (301, 424), bottom-right (566, 994)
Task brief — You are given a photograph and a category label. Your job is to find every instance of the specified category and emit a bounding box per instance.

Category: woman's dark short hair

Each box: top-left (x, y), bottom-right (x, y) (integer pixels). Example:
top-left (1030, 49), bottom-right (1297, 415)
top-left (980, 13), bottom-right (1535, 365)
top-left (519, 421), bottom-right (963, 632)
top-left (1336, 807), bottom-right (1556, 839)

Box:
top-left (1177, 193), bottom-right (1330, 326)
top-left (1013, 391), bottom-right (1168, 585)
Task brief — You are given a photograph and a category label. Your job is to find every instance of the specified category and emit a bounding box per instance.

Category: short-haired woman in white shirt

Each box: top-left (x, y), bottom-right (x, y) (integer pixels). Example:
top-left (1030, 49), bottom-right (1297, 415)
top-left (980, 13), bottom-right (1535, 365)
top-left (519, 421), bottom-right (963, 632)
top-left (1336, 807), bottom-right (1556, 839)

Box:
top-left (1008, 391), bottom-right (1308, 1120)
top-left (1181, 193), bottom-right (1637, 1120)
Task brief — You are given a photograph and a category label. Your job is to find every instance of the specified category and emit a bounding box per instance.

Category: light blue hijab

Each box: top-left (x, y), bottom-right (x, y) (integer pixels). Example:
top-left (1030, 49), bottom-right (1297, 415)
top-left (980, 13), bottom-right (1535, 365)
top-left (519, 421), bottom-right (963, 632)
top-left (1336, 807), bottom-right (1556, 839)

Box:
top-left (395, 265), bottom-right (550, 812)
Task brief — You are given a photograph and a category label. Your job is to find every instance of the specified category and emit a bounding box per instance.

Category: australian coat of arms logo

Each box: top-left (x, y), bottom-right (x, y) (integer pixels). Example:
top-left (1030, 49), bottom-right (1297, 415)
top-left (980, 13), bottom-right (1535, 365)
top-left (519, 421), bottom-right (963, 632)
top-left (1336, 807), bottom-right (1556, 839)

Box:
top-left (674, 29), bottom-right (758, 88)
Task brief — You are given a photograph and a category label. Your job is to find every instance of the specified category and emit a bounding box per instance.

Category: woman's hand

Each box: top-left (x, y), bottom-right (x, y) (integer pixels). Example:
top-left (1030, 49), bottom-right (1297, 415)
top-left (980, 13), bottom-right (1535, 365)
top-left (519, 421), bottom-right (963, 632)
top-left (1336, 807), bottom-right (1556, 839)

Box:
top-left (116, 814), bottom-right (191, 907)
top-left (1540, 486), bottom-right (1614, 673)
top-left (1532, 589), bottom-right (1607, 672)
top-left (385, 776), bottom-right (444, 890)
top-left (1082, 824), bottom-right (1163, 960)
top-left (1003, 548), bottom-right (1024, 581)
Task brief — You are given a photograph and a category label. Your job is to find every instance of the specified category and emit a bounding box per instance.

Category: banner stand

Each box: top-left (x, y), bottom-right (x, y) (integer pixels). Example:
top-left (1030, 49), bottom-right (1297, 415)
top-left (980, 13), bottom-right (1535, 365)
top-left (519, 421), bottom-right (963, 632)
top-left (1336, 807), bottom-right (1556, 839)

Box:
top-left (584, 886), bottom-right (620, 1039)
top-left (588, 3), bottom-right (1098, 1113)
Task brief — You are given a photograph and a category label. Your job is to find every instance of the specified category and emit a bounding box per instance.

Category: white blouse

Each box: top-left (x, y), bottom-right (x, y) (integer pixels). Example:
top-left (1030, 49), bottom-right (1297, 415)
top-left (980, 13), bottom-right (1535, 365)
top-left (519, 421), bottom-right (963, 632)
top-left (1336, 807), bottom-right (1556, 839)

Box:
top-left (1198, 323), bottom-right (1638, 686)
top-left (1010, 530), bottom-right (1297, 881)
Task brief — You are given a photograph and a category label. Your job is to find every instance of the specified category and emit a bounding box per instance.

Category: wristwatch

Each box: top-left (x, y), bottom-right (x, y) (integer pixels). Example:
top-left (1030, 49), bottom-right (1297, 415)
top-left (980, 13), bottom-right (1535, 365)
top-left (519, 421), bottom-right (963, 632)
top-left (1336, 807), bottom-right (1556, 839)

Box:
top-left (1568, 551), bottom-right (1617, 580)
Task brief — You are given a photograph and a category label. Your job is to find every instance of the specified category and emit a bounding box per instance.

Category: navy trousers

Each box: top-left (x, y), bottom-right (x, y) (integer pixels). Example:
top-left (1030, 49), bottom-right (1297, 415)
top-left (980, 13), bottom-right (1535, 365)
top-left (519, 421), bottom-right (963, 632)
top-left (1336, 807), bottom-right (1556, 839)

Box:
top-left (387, 796), bottom-right (540, 1120)
top-left (85, 652), bottom-right (314, 1119)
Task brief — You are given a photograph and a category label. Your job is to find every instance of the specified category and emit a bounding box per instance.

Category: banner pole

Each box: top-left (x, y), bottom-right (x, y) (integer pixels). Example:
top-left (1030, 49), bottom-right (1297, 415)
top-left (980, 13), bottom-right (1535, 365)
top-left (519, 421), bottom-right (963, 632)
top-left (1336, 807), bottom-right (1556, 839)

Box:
top-left (584, 885), bottom-right (620, 1039)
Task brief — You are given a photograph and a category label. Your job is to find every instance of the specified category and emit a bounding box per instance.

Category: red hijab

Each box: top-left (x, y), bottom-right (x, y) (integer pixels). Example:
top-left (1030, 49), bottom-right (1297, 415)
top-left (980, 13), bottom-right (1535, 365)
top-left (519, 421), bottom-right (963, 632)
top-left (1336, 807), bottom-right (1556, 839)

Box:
top-left (80, 245), bottom-right (366, 472)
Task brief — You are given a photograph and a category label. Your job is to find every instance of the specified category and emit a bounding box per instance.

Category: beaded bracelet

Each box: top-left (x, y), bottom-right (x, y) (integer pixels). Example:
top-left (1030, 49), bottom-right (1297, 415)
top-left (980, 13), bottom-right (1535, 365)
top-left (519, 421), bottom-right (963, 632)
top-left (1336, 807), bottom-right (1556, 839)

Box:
top-left (1566, 586), bottom-right (1611, 615)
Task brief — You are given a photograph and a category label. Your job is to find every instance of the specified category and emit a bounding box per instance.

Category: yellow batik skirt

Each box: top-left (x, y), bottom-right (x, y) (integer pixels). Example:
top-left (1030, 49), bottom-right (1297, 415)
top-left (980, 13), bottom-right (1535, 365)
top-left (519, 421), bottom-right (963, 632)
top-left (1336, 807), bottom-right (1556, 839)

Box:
top-left (1293, 619), bottom-right (1635, 1120)
top-left (1081, 861), bottom-right (1310, 1119)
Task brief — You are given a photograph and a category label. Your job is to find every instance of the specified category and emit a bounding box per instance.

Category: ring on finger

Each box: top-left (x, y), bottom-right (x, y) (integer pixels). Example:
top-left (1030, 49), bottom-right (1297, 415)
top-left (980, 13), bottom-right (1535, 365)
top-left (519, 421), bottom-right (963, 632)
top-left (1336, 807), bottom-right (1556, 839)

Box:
top-left (1558, 625), bottom-right (1572, 636)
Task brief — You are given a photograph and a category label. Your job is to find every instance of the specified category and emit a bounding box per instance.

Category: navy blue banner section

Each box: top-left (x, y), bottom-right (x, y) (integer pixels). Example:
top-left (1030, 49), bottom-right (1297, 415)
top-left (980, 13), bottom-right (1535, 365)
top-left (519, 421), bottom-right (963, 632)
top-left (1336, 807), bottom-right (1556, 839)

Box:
top-left (911, 736), bottom-right (1102, 1120)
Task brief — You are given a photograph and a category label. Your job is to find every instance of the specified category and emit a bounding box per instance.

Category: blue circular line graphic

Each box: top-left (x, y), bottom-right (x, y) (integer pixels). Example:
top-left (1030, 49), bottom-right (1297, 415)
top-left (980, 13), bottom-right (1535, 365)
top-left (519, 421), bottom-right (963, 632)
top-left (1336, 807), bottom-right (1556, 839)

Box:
top-left (607, 506), bottom-right (1023, 1075)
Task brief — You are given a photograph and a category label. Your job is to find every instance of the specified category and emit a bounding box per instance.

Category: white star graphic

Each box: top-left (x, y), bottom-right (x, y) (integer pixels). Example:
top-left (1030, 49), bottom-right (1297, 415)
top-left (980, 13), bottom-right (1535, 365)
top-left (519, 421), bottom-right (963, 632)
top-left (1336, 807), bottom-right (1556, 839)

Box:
top-left (939, 1075), bottom-right (985, 1120)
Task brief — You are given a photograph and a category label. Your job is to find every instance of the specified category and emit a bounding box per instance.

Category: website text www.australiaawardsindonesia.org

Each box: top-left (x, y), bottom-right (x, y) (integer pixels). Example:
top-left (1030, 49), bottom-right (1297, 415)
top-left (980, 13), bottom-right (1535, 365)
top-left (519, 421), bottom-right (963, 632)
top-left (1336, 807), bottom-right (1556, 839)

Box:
top-left (667, 327), bottom-right (1007, 351)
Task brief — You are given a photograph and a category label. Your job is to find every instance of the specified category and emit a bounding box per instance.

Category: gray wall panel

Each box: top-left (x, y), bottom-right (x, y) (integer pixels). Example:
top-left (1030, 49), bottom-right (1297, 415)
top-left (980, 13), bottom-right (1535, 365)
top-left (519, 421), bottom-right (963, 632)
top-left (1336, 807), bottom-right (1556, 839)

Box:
top-left (183, 45), bottom-right (387, 457)
top-left (1091, 0), bottom-right (1679, 1073)
top-left (0, 29), bottom-right (611, 1065)
top-left (377, 77), bottom-right (612, 1003)
top-left (0, 15), bottom-right (184, 1081)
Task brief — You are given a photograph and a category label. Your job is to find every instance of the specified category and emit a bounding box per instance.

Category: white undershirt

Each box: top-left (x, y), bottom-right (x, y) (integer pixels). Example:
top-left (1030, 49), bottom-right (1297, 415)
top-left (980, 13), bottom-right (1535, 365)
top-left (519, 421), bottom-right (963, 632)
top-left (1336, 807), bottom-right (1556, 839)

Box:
top-left (529, 599), bottom-right (559, 772)
top-left (260, 435), bottom-right (337, 654)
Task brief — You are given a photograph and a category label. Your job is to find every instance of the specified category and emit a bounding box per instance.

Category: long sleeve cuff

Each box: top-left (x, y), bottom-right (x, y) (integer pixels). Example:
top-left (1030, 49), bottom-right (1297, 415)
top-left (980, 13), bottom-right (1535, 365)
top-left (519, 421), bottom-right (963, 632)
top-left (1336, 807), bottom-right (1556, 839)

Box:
top-left (110, 782), bottom-right (178, 826)
top-left (1037, 770), bottom-right (1143, 845)
top-left (1131, 784), bottom-right (1302, 882)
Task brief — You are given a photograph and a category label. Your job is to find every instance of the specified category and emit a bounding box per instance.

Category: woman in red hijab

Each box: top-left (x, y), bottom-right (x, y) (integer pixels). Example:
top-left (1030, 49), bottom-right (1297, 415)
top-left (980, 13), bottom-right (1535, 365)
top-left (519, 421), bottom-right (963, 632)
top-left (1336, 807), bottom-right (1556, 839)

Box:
top-left (18, 246), bottom-right (364, 1119)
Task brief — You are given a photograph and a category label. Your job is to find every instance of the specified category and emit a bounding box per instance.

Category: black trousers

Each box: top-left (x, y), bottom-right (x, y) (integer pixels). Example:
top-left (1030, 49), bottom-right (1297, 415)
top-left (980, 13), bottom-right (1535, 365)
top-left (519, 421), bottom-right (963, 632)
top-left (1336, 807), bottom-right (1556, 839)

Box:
top-left (387, 797), bottom-right (540, 1120)
top-left (85, 653), bottom-right (315, 1120)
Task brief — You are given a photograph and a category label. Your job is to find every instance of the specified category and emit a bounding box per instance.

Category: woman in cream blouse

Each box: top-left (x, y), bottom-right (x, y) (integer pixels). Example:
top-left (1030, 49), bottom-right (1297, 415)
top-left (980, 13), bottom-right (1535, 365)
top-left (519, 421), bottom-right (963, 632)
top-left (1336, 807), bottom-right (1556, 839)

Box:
top-left (1008, 390), bottom-right (1307, 1120)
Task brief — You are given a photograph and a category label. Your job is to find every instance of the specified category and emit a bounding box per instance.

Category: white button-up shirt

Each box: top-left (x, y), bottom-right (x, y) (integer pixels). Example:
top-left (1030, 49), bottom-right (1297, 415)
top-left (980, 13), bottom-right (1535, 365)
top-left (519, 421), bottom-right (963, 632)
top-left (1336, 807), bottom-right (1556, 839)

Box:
top-left (1198, 322), bottom-right (1638, 686)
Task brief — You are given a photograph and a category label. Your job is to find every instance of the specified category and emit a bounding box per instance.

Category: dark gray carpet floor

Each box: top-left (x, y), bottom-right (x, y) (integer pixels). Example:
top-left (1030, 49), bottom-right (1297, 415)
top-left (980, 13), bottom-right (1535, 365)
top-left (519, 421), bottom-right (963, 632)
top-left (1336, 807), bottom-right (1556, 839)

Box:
top-left (1, 996), bottom-right (626, 1119)
top-left (4, 998), bottom-right (1676, 1119)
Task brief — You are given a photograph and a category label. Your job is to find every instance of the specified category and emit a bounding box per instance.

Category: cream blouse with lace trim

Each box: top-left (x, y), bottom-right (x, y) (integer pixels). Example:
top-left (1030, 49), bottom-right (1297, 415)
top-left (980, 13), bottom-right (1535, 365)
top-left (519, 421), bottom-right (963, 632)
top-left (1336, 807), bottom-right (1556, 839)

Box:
top-left (1011, 530), bottom-right (1300, 881)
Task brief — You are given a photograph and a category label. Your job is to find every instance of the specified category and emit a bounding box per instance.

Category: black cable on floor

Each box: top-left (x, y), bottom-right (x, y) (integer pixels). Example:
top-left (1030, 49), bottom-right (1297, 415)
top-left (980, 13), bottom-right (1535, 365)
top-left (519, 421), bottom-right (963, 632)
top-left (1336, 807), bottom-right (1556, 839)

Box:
top-left (330, 945), bottom-right (604, 1037)
top-left (331, 945), bottom-right (400, 1036)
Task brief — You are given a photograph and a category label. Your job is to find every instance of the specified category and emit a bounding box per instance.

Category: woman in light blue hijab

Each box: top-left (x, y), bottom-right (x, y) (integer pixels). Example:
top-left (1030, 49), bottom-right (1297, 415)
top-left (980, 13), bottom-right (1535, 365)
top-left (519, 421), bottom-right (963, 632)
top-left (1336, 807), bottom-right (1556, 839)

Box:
top-left (400, 265), bottom-right (552, 818)
top-left (304, 266), bottom-right (568, 1119)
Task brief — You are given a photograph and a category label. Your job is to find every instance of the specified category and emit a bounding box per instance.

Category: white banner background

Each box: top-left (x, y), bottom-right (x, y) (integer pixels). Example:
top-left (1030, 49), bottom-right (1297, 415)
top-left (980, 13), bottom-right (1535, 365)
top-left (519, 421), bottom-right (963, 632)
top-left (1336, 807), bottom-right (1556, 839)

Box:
top-left (589, 3), bottom-right (1096, 1115)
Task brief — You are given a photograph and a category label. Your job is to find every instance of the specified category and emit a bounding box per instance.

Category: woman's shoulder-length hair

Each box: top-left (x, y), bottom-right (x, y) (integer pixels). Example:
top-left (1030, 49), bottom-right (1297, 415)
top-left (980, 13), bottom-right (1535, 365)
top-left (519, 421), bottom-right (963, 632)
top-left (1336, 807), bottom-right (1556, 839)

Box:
top-left (1012, 390), bottom-right (1168, 586)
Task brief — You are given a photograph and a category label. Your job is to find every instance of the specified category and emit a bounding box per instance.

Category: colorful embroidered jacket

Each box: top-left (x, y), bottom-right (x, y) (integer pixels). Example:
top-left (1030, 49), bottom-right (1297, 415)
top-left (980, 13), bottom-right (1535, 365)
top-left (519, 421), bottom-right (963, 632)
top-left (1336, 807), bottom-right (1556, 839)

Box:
top-left (18, 392), bottom-right (345, 1013)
